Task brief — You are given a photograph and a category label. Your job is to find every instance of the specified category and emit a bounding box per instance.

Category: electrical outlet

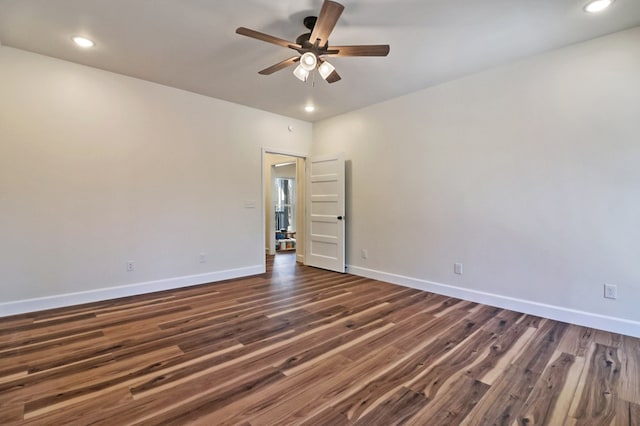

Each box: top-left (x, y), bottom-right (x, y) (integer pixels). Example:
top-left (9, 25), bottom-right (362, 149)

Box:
top-left (126, 261), bottom-right (135, 272)
top-left (361, 249), bottom-right (368, 259)
top-left (604, 283), bottom-right (617, 299)
top-left (199, 252), bottom-right (207, 263)
top-left (454, 263), bottom-right (463, 275)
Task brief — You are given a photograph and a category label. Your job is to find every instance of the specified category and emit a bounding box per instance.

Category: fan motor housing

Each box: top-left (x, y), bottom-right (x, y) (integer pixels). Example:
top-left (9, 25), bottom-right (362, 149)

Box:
top-left (298, 16), bottom-right (330, 50)
top-left (303, 16), bottom-right (317, 30)
top-left (296, 32), bottom-right (313, 46)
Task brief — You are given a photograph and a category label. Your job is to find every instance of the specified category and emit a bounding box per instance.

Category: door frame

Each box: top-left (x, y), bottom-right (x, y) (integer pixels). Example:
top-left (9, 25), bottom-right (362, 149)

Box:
top-left (261, 148), bottom-right (307, 269)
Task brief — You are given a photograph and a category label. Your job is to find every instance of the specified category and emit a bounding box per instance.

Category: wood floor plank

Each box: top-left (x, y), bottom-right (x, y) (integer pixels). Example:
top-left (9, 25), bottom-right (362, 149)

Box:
top-left (0, 352), bottom-right (116, 405)
top-left (0, 313), bottom-right (97, 340)
top-left (516, 351), bottom-right (577, 425)
top-left (398, 310), bottom-right (525, 422)
top-left (340, 312), bottom-right (435, 361)
top-left (391, 305), bottom-right (477, 353)
top-left (0, 330), bottom-right (105, 357)
top-left (156, 276), bottom-right (364, 332)
top-left (240, 355), bottom-right (361, 425)
top-left (594, 329), bottom-right (625, 348)
top-left (129, 304), bottom-right (392, 400)
top-left (0, 253), bottom-right (636, 425)
top-left (614, 398), bottom-right (640, 426)
top-left (0, 305), bottom-right (192, 362)
top-left (0, 403), bottom-right (24, 423)
top-left (352, 386), bottom-right (429, 425)
top-left (478, 325), bottom-right (538, 385)
top-left (303, 305), bottom-right (501, 423)
top-left (278, 321), bottom-right (395, 375)
top-left (20, 345), bottom-right (185, 416)
top-left (405, 376), bottom-right (490, 426)
top-left (179, 354), bottom-right (354, 426)
top-left (618, 335), bottom-right (640, 404)
top-left (406, 328), bottom-right (501, 398)
top-left (21, 388), bottom-right (134, 425)
top-left (557, 324), bottom-right (595, 357)
top-left (461, 320), bottom-right (568, 425)
top-left (568, 343), bottom-right (622, 424)
top-left (272, 346), bottom-right (409, 423)
top-left (462, 363), bottom-right (538, 426)
top-left (0, 317), bottom-right (34, 334)
top-left (512, 320), bottom-right (569, 375)
top-left (545, 350), bottom-right (588, 426)
top-left (383, 292), bottom-right (444, 323)
top-left (516, 314), bottom-right (545, 328)
top-left (119, 367), bottom-right (287, 426)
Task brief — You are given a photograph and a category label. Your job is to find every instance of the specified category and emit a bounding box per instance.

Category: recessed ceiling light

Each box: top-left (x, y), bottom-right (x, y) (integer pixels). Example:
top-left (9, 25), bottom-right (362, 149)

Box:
top-left (72, 36), bottom-right (95, 48)
top-left (304, 105), bottom-right (315, 113)
top-left (584, 0), bottom-right (613, 13)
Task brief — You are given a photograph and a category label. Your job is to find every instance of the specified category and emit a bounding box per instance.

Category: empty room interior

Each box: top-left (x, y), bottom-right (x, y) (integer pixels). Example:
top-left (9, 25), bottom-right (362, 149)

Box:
top-left (1, 0), bottom-right (639, 424)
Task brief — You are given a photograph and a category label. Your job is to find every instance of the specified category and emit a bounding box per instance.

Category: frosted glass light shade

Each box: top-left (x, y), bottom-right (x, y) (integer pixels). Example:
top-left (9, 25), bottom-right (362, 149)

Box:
top-left (293, 64), bottom-right (309, 81)
top-left (318, 61), bottom-right (335, 80)
top-left (300, 52), bottom-right (317, 71)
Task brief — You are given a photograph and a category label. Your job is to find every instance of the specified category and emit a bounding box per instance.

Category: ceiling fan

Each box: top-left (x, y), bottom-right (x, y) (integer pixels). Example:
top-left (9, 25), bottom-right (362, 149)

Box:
top-left (236, 0), bottom-right (390, 83)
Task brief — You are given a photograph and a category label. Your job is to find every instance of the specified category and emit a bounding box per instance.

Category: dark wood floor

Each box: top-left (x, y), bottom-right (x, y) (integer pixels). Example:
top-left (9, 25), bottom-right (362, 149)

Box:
top-left (1, 253), bottom-right (638, 425)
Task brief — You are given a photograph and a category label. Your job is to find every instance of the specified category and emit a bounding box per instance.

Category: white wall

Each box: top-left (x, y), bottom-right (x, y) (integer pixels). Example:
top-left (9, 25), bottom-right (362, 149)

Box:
top-left (0, 47), bottom-right (311, 314)
top-left (313, 27), bottom-right (640, 336)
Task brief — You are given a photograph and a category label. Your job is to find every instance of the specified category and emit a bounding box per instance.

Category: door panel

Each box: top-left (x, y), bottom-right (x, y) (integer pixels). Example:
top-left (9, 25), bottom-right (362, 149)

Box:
top-left (305, 153), bottom-right (345, 273)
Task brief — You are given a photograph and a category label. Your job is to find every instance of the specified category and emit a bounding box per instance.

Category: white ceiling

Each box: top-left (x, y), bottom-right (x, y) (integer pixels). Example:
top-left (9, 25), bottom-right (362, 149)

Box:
top-left (1, 0), bottom-right (639, 122)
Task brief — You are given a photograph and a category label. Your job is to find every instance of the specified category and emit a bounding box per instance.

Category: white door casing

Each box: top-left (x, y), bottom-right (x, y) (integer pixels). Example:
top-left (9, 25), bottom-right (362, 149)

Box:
top-left (305, 153), bottom-right (345, 273)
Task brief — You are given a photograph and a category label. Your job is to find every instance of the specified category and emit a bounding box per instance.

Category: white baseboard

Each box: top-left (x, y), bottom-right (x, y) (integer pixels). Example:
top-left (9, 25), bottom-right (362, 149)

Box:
top-left (0, 265), bottom-right (264, 318)
top-left (347, 265), bottom-right (640, 339)
top-left (296, 254), bottom-right (305, 264)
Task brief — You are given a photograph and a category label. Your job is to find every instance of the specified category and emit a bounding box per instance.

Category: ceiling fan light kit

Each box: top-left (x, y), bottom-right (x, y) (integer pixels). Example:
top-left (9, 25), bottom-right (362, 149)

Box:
top-left (300, 52), bottom-right (318, 71)
top-left (293, 64), bottom-right (310, 82)
top-left (318, 61), bottom-right (336, 80)
top-left (235, 0), bottom-right (390, 84)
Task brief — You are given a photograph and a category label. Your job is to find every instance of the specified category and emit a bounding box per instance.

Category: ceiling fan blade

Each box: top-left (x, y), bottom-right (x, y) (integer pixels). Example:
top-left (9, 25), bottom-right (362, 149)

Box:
top-left (309, 1), bottom-right (345, 47)
top-left (325, 69), bottom-right (341, 84)
top-left (236, 27), bottom-right (301, 50)
top-left (258, 57), bottom-right (300, 75)
top-left (328, 45), bottom-right (390, 57)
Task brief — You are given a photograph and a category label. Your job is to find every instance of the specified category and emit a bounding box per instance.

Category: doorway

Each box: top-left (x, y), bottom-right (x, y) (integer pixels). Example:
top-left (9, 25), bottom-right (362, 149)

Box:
top-left (262, 149), bottom-right (345, 273)
top-left (274, 165), bottom-right (296, 254)
top-left (263, 151), bottom-right (306, 265)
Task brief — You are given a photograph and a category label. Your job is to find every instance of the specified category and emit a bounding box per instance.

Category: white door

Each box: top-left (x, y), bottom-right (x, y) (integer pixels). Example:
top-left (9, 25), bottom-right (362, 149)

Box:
top-left (305, 153), bottom-right (345, 273)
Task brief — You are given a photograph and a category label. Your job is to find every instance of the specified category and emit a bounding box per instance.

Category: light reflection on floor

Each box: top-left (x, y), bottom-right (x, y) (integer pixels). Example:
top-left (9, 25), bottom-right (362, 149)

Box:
top-left (267, 252), bottom-right (298, 289)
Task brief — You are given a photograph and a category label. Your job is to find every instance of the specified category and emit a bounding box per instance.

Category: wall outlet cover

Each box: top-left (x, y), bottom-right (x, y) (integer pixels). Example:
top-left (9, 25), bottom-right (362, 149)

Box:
top-left (454, 263), bottom-right (463, 275)
top-left (604, 283), bottom-right (617, 299)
